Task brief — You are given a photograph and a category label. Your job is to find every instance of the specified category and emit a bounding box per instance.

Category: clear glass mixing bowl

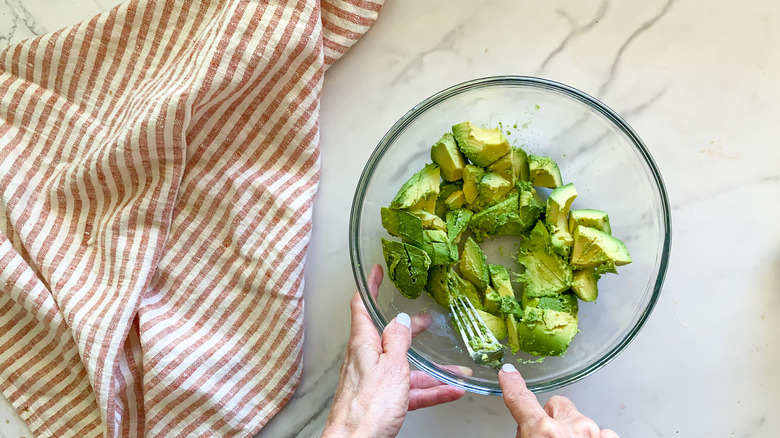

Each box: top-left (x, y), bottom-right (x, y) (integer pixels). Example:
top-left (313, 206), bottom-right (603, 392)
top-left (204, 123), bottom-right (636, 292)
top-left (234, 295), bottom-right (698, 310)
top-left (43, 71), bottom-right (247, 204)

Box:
top-left (349, 76), bottom-right (671, 394)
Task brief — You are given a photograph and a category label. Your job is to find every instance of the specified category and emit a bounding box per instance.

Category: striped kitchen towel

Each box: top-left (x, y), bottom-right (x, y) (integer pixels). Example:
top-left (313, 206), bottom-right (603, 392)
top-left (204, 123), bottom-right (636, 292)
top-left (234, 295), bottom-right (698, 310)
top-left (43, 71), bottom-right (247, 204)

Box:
top-left (0, 0), bottom-right (383, 436)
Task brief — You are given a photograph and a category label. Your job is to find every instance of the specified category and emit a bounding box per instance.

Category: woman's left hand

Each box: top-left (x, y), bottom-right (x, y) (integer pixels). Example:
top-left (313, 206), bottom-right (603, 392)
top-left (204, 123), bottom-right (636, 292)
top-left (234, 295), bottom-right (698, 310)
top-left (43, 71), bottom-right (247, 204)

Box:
top-left (322, 264), bottom-right (466, 437)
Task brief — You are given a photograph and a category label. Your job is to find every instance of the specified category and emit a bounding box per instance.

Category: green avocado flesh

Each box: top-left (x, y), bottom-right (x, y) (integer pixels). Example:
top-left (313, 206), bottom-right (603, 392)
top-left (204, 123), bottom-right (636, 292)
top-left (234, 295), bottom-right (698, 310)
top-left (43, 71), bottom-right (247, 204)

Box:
top-left (517, 222), bottom-right (572, 298)
top-left (381, 238), bottom-right (430, 299)
top-left (379, 121), bottom-right (632, 360)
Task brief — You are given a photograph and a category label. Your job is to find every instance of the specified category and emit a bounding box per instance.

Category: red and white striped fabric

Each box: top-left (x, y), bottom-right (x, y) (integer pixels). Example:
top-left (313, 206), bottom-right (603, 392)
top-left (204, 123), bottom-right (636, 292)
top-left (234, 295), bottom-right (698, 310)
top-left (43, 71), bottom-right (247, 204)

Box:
top-left (0, 0), bottom-right (383, 436)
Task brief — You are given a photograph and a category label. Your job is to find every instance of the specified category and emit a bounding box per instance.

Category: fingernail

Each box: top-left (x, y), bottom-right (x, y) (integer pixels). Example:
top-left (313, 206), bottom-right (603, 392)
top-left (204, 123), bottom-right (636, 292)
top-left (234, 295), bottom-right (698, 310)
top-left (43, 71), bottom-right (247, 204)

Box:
top-left (502, 363), bottom-right (518, 373)
top-left (396, 312), bottom-right (411, 329)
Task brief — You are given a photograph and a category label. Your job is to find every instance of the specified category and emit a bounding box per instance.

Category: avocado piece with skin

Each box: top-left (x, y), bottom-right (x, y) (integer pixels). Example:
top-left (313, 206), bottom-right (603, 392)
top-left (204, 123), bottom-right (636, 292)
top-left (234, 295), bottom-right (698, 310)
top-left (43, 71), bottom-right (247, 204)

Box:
top-left (420, 229), bottom-right (458, 265)
top-left (545, 183), bottom-right (578, 257)
top-left (569, 209), bottom-right (612, 235)
top-left (517, 222), bottom-right (573, 298)
top-left (390, 164), bottom-right (441, 213)
top-left (445, 208), bottom-right (473, 244)
top-left (380, 207), bottom-right (424, 245)
top-left (462, 164), bottom-right (483, 204)
top-left (475, 309), bottom-right (508, 340)
top-left (460, 237), bottom-right (490, 291)
top-left (570, 225), bottom-right (632, 269)
top-left (431, 132), bottom-right (468, 182)
top-left (488, 264), bottom-right (515, 298)
top-left (517, 307), bottom-right (579, 356)
top-left (452, 121), bottom-right (512, 167)
top-left (571, 268), bottom-right (599, 302)
top-left (528, 155), bottom-right (563, 188)
top-left (381, 238), bottom-right (431, 299)
top-left (435, 181), bottom-right (462, 218)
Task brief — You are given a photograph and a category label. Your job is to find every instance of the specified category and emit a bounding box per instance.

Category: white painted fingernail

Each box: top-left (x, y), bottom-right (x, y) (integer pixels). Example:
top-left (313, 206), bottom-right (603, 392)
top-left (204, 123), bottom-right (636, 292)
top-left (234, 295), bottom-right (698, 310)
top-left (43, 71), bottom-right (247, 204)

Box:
top-left (396, 312), bottom-right (411, 329)
top-left (502, 363), bottom-right (518, 373)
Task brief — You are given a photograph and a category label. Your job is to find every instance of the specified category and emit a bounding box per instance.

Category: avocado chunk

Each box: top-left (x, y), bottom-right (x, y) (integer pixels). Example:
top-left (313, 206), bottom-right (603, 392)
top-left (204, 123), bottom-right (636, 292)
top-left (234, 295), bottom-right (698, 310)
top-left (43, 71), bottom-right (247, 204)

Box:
top-left (545, 183), bottom-right (578, 257)
top-left (487, 152), bottom-right (516, 186)
top-left (499, 295), bottom-right (524, 320)
top-left (487, 146), bottom-right (531, 186)
top-left (517, 307), bottom-right (579, 356)
top-left (444, 190), bottom-right (466, 210)
top-left (420, 229), bottom-right (458, 265)
top-left (435, 181), bottom-right (463, 218)
top-left (569, 209), bottom-right (612, 235)
top-left (431, 132), bottom-right (467, 182)
top-left (522, 292), bottom-right (579, 315)
top-left (426, 265), bottom-right (484, 309)
top-left (487, 152), bottom-right (514, 185)
top-left (380, 207), bottom-right (424, 245)
top-left (505, 315), bottom-right (520, 354)
top-left (571, 268), bottom-right (599, 302)
top-left (488, 264), bottom-right (515, 298)
top-left (469, 182), bottom-right (543, 241)
top-left (477, 172), bottom-right (513, 204)
top-left (409, 210), bottom-right (447, 232)
top-left (528, 155), bottom-right (563, 188)
top-left (449, 269), bottom-right (484, 310)
top-left (468, 193), bottom-right (524, 240)
top-left (426, 264), bottom-right (453, 307)
top-left (452, 121), bottom-right (512, 167)
top-left (445, 208), bottom-right (473, 244)
top-left (462, 164), bottom-right (484, 204)
top-left (517, 222), bottom-right (573, 298)
top-left (381, 238), bottom-right (431, 299)
top-left (570, 225), bottom-right (632, 269)
top-left (483, 285), bottom-right (502, 315)
top-left (475, 309), bottom-right (508, 340)
top-left (390, 164), bottom-right (441, 213)
top-left (460, 237), bottom-right (490, 291)
top-left (513, 147), bottom-right (531, 182)
top-left (517, 180), bottom-right (544, 225)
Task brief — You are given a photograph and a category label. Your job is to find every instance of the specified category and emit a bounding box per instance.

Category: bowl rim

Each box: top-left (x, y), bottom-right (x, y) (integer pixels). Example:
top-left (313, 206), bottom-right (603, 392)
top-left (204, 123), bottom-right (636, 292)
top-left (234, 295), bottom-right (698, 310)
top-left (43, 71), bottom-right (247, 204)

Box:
top-left (348, 75), bottom-right (672, 394)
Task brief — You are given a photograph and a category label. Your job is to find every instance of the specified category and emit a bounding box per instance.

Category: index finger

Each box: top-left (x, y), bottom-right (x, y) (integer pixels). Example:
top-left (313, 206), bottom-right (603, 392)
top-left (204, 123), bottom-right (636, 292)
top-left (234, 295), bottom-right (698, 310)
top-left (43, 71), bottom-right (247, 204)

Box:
top-left (499, 364), bottom-right (548, 427)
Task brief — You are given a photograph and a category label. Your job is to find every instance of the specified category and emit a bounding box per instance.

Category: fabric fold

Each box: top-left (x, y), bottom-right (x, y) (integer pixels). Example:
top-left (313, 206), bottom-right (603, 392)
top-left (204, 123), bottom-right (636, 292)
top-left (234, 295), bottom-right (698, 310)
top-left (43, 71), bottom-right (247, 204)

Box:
top-left (0, 0), bottom-right (384, 436)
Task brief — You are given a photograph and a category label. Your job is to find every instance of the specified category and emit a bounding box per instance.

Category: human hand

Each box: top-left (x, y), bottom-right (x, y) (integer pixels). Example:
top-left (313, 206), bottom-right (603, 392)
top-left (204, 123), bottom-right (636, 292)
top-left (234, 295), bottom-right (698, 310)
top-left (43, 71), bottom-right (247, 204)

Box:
top-left (322, 264), bottom-right (466, 438)
top-left (499, 364), bottom-right (619, 438)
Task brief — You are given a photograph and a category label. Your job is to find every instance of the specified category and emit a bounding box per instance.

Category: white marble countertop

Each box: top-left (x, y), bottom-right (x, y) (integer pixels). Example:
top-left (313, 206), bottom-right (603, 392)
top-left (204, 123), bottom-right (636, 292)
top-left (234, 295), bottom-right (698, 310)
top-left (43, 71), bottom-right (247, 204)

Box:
top-left (2, 0), bottom-right (779, 437)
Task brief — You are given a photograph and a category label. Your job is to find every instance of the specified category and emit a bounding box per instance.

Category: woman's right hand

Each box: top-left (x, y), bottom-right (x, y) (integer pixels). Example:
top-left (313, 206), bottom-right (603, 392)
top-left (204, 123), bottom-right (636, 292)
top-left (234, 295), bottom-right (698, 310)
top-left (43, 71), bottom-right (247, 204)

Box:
top-left (498, 364), bottom-right (619, 438)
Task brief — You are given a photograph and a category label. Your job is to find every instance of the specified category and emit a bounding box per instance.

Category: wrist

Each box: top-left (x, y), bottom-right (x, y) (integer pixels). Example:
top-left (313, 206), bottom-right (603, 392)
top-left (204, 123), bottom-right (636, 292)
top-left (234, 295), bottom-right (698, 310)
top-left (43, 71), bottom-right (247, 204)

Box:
top-left (323, 399), bottom-right (378, 437)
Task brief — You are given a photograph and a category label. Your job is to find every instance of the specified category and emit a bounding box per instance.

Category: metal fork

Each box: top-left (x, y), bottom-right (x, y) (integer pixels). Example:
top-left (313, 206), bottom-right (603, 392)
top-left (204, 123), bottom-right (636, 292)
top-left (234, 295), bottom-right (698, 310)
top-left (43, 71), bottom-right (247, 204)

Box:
top-left (449, 296), bottom-right (505, 370)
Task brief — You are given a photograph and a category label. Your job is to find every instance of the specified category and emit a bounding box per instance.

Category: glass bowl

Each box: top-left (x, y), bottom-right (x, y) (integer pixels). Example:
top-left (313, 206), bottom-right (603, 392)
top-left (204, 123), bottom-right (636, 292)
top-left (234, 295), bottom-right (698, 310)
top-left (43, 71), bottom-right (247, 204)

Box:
top-left (349, 76), bottom-right (671, 394)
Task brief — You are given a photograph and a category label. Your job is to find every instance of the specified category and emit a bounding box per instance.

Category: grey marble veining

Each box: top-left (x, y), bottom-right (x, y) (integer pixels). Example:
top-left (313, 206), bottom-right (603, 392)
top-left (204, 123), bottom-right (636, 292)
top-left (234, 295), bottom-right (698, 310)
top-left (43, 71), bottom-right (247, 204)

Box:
top-left (3, 0), bottom-right (780, 437)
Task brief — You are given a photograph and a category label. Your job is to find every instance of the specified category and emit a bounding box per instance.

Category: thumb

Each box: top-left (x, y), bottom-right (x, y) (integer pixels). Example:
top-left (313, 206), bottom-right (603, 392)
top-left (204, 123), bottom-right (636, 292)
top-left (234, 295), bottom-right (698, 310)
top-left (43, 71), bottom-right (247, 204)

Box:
top-left (381, 312), bottom-right (412, 360)
top-left (499, 363), bottom-right (548, 427)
